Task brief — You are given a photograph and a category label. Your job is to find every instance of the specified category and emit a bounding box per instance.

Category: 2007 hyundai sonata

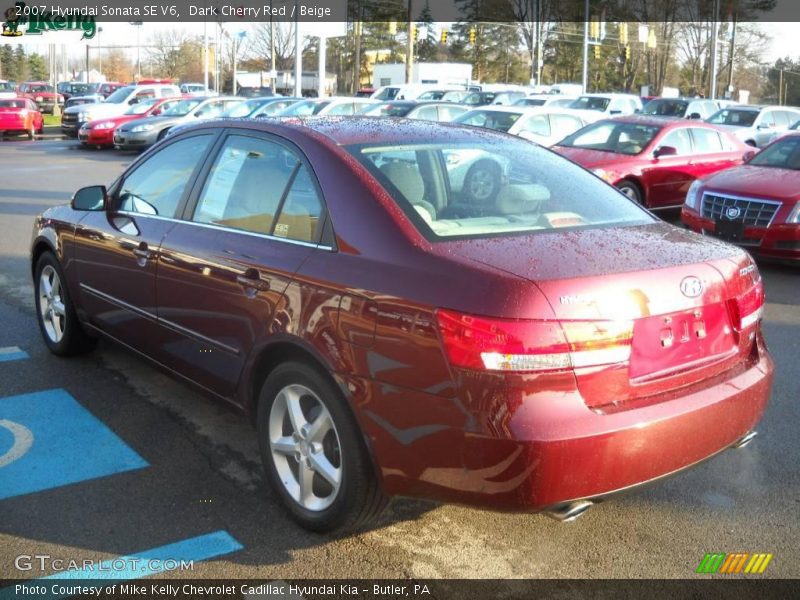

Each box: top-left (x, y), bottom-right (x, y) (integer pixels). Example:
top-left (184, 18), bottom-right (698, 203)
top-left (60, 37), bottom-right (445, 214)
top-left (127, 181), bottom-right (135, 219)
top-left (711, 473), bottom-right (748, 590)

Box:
top-left (30, 117), bottom-right (773, 532)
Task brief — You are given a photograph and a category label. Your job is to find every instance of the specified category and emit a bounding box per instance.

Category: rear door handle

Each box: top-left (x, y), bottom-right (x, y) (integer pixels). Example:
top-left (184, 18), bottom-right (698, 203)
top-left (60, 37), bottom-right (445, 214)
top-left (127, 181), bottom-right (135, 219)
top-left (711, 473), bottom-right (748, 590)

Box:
top-left (132, 242), bottom-right (152, 265)
top-left (236, 269), bottom-right (270, 294)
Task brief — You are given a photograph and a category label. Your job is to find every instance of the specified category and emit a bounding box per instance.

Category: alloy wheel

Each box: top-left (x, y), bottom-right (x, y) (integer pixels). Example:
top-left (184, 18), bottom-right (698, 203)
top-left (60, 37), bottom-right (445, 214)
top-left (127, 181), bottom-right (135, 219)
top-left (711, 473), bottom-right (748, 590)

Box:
top-left (268, 383), bottom-right (342, 511)
top-left (38, 265), bottom-right (66, 343)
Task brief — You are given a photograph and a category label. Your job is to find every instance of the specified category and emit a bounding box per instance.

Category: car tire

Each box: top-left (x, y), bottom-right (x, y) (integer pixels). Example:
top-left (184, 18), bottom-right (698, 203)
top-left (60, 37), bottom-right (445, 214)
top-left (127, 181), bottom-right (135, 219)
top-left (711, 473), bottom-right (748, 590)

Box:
top-left (463, 159), bottom-right (502, 204)
top-left (256, 361), bottom-right (387, 533)
top-left (33, 252), bottom-right (97, 356)
top-left (27, 124), bottom-right (36, 140)
top-left (617, 180), bottom-right (644, 205)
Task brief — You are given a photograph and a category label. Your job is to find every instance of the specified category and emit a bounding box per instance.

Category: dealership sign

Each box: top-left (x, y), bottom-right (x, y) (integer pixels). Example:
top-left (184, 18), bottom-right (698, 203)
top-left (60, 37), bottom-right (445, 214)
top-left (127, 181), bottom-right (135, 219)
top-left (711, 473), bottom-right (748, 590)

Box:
top-left (2, 2), bottom-right (97, 39)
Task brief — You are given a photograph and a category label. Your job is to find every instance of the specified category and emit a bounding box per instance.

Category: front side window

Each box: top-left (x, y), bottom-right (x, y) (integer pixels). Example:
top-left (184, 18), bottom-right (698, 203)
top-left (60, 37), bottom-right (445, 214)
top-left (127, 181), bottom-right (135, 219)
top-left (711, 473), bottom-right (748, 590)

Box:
top-left (454, 110), bottom-right (523, 133)
top-left (708, 109), bottom-right (758, 127)
top-left (326, 102), bottom-right (356, 116)
top-left (162, 99), bottom-right (203, 117)
top-left (520, 114), bottom-right (551, 137)
top-left (348, 139), bottom-right (652, 240)
top-left (658, 128), bottom-right (692, 155)
top-left (193, 135), bottom-right (324, 242)
top-left (117, 135), bottom-right (213, 218)
top-left (558, 121), bottom-right (661, 155)
top-left (570, 96), bottom-right (611, 111)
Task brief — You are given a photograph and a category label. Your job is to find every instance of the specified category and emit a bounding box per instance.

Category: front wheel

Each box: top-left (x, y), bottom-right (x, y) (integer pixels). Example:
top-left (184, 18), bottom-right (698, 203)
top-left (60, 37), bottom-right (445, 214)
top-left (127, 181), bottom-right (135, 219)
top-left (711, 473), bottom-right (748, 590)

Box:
top-left (617, 180), bottom-right (644, 205)
top-left (27, 123), bottom-right (36, 140)
top-left (34, 253), bottom-right (96, 356)
top-left (257, 362), bottom-right (387, 533)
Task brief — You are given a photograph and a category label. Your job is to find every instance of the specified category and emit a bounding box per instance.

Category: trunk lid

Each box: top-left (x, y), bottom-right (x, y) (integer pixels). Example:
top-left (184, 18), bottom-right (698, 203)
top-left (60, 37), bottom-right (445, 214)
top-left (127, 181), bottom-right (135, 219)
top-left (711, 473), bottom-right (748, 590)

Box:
top-left (442, 223), bottom-right (762, 408)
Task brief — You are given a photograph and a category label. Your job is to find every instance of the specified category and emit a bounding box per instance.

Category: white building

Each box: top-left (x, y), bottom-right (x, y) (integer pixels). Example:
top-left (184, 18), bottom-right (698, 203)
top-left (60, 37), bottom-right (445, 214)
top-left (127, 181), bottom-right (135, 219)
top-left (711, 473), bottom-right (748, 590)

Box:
top-left (372, 63), bottom-right (473, 88)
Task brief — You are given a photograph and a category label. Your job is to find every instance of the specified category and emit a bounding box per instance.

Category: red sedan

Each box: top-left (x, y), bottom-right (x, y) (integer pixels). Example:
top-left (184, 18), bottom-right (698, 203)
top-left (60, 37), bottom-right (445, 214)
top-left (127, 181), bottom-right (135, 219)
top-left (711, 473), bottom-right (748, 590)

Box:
top-left (682, 133), bottom-right (800, 263)
top-left (0, 98), bottom-right (43, 139)
top-left (31, 118), bottom-right (772, 531)
top-left (78, 96), bottom-right (185, 148)
top-left (555, 116), bottom-right (753, 209)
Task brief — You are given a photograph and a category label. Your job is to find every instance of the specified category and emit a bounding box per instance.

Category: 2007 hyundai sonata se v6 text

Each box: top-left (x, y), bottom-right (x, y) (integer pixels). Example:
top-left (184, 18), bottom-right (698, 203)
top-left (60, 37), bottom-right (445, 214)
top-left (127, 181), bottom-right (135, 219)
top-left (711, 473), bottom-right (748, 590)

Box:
top-left (30, 117), bottom-right (773, 532)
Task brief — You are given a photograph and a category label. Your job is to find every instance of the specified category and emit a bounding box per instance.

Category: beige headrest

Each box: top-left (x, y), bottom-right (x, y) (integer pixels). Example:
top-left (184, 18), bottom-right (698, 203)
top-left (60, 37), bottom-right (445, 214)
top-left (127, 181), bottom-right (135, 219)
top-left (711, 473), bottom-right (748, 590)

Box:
top-left (380, 161), bottom-right (424, 203)
top-left (495, 184), bottom-right (550, 214)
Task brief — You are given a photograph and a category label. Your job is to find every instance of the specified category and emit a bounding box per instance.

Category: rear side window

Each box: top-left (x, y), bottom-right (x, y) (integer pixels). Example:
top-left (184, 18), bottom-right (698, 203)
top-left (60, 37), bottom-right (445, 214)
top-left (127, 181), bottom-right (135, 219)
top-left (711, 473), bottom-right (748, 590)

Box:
top-left (193, 135), bottom-right (324, 243)
top-left (520, 114), bottom-right (550, 136)
top-left (690, 128), bottom-right (723, 153)
top-left (117, 135), bottom-right (214, 218)
top-left (348, 138), bottom-right (652, 240)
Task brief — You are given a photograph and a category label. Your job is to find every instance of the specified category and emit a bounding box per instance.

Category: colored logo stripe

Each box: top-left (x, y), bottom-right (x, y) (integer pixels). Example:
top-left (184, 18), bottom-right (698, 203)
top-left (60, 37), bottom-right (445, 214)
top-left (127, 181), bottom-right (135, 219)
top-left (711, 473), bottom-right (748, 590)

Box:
top-left (697, 553), bottom-right (726, 573)
top-left (697, 552), bottom-right (773, 574)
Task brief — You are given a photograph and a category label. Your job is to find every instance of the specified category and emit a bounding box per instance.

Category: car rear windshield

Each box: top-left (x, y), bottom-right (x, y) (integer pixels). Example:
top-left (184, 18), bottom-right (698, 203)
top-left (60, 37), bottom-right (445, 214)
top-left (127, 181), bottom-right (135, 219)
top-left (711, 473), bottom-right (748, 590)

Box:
top-left (346, 139), bottom-right (652, 240)
top-left (69, 84), bottom-right (90, 95)
top-left (453, 110), bottom-right (524, 133)
top-left (570, 96), bottom-right (611, 111)
top-left (642, 99), bottom-right (688, 117)
top-left (747, 136), bottom-right (800, 170)
top-left (0, 82), bottom-right (13, 92)
top-left (708, 109), bottom-right (758, 127)
top-left (28, 84), bottom-right (53, 93)
top-left (0, 99), bottom-right (26, 108)
top-left (558, 120), bottom-right (661, 155)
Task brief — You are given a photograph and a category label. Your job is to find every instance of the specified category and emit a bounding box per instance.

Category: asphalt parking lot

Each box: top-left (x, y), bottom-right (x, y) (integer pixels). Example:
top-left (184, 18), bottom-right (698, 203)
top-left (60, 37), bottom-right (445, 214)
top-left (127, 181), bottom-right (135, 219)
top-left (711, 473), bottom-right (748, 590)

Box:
top-left (0, 138), bottom-right (798, 582)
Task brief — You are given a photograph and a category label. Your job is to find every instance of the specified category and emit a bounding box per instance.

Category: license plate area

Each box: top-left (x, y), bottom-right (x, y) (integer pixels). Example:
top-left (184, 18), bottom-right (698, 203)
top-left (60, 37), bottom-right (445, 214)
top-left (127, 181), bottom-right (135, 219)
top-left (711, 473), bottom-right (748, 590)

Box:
top-left (629, 303), bottom-right (736, 381)
top-left (714, 218), bottom-right (745, 242)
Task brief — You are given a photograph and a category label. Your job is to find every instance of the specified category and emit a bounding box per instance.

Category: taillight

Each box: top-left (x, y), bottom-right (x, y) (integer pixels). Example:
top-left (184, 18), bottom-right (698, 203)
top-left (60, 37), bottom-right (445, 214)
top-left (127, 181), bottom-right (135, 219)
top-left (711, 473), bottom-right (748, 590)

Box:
top-left (729, 279), bottom-right (765, 332)
top-left (436, 309), bottom-right (633, 373)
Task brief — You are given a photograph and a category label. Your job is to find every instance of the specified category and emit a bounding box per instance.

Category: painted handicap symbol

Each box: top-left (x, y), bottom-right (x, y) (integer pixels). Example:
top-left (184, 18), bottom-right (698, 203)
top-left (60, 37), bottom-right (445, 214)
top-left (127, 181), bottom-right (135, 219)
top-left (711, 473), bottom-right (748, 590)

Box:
top-left (0, 419), bottom-right (34, 468)
top-left (0, 389), bottom-right (148, 500)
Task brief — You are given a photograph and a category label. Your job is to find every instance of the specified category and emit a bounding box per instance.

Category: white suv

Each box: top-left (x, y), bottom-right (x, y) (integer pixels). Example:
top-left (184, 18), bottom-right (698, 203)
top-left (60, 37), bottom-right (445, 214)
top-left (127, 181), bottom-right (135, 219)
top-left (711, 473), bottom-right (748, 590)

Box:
top-left (61, 84), bottom-right (181, 137)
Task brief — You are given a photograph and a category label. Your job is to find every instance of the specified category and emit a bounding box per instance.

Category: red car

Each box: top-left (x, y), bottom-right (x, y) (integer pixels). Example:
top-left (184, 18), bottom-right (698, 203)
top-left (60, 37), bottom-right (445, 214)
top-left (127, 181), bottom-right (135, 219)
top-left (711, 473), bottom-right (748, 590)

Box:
top-left (17, 81), bottom-right (64, 113)
top-left (554, 116), bottom-right (753, 209)
top-left (78, 96), bottom-right (186, 148)
top-left (30, 118), bottom-right (772, 532)
top-left (682, 133), bottom-right (800, 263)
top-left (0, 98), bottom-right (43, 139)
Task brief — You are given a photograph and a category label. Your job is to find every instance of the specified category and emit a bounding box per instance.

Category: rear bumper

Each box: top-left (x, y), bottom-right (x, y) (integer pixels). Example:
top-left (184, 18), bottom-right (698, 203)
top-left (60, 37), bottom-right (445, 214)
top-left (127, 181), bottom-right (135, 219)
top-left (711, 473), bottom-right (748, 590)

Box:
top-left (682, 207), bottom-right (800, 262)
top-left (361, 336), bottom-right (773, 511)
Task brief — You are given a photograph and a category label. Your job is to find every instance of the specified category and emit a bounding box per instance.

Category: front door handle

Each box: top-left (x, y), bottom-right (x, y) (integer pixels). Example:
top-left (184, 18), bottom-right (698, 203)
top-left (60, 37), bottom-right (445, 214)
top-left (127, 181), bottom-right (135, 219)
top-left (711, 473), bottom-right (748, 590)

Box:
top-left (132, 242), bottom-right (152, 266)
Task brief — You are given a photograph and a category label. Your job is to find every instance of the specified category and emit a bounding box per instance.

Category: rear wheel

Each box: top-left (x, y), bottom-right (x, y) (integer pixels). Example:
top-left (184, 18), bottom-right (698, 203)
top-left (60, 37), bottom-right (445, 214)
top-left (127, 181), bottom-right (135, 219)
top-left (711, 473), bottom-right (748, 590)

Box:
top-left (617, 179), bottom-right (644, 205)
top-left (27, 123), bottom-right (35, 140)
top-left (256, 361), bottom-right (387, 532)
top-left (33, 253), bottom-right (96, 356)
top-left (463, 160), bottom-right (501, 204)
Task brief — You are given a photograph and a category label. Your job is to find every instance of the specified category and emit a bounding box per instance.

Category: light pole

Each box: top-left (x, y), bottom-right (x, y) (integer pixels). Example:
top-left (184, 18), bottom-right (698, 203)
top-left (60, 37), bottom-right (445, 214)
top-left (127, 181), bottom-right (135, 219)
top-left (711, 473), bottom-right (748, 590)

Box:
top-left (581, 0), bottom-right (589, 93)
top-left (130, 21), bottom-right (143, 82)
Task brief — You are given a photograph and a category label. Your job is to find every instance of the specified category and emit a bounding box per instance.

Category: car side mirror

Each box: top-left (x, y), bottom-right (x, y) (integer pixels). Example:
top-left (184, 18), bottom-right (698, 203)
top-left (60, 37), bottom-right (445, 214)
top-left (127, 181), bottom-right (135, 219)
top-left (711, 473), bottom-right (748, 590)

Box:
top-left (609, 109), bottom-right (622, 115)
top-left (654, 145), bottom-right (678, 158)
top-left (743, 150), bottom-right (756, 161)
top-left (688, 112), bottom-right (702, 120)
top-left (128, 98), bottom-right (139, 105)
top-left (71, 185), bottom-right (107, 211)
top-left (757, 123), bottom-right (771, 129)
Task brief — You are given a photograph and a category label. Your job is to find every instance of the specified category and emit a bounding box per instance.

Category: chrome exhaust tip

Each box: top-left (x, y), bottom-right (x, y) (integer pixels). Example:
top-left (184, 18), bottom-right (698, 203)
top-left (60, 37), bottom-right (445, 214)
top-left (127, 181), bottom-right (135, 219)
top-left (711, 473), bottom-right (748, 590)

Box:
top-left (733, 430), bottom-right (758, 449)
top-left (546, 500), bottom-right (593, 523)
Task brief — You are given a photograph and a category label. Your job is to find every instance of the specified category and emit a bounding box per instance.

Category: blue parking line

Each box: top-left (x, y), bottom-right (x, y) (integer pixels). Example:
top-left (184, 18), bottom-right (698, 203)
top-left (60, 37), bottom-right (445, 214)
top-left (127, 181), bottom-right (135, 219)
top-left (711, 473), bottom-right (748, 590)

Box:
top-left (0, 531), bottom-right (243, 599)
top-left (0, 346), bottom-right (29, 362)
top-left (0, 389), bottom-right (148, 500)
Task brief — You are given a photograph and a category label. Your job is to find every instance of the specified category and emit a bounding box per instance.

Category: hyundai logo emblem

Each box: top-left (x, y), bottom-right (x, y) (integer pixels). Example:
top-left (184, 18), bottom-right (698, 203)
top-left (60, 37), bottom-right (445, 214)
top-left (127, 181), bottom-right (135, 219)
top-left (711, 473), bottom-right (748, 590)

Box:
top-left (725, 206), bottom-right (742, 220)
top-left (680, 276), bottom-right (704, 298)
